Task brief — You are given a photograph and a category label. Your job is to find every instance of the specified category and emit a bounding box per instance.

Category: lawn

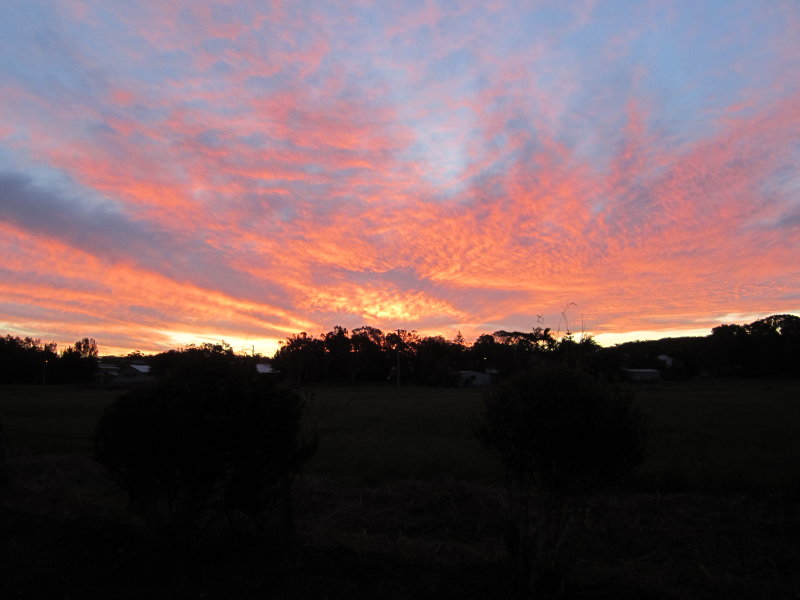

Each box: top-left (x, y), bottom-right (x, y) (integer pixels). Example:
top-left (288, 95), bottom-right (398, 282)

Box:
top-left (633, 378), bottom-right (800, 493)
top-left (2, 379), bottom-right (799, 493)
top-left (2, 379), bottom-right (799, 599)
top-left (0, 385), bottom-right (120, 454)
top-left (304, 379), bottom-right (800, 492)
top-left (302, 385), bottom-right (498, 481)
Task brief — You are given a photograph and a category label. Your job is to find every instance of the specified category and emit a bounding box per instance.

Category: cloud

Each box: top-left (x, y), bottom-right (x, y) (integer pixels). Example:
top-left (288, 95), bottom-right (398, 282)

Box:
top-left (0, 171), bottom-right (166, 259)
top-left (1, 0), bottom-right (799, 351)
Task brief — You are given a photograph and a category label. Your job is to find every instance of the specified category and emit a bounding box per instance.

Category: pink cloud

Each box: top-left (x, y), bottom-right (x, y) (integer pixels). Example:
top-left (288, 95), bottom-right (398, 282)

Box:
top-left (2, 0), bottom-right (799, 350)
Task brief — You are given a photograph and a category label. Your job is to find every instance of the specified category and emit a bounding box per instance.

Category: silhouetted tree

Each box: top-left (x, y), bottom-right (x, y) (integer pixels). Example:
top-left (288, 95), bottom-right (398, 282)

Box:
top-left (470, 333), bottom-right (498, 372)
top-left (52, 338), bottom-right (99, 383)
top-left (0, 335), bottom-right (59, 384)
top-left (707, 315), bottom-right (800, 377)
top-left (385, 329), bottom-right (419, 384)
top-left (96, 344), bottom-right (316, 540)
top-left (553, 335), bottom-right (601, 373)
top-left (74, 337), bottom-right (98, 359)
top-left (744, 314), bottom-right (800, 376)
top-left (414, 335), bottom-right (460, 386)
top-left (321, 325), bottom-right (351, 382)
top-left (709, 323), bottom-right (748, 376)
top-left (272, 333), bottom-right (326, 383)
top-left (487, 327), bottom-right (556, 375)
top-left (350, 326), bottom-right (388, 382)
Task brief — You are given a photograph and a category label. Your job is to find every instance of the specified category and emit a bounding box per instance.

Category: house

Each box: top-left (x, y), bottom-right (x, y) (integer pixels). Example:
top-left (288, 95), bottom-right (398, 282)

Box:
top-left (120, 364), bottom-right (151, 378)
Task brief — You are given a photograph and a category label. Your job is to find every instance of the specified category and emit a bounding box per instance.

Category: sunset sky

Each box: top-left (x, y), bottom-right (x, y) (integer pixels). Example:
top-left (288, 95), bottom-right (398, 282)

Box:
top-left (1, 1), bottom-right (799, 356)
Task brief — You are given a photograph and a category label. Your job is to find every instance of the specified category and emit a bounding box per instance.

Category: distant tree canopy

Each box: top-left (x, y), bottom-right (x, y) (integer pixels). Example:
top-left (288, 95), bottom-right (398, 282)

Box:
top-left (1, 313), bottom-right (796, 386)
top-left (707, 314), bottom-right (800, 376)
top-left (272, 324), bottom-right (597, 385)
top-left (271, 314), bottom-right (800, 384)
top-left (615, 314), bottom-right (800, 378)
top-left (0, 335), bottom-right (98, 384)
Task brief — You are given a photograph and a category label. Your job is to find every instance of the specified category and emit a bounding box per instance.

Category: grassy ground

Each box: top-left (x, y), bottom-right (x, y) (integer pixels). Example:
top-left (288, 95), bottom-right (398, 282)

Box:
top-left (633, 378), bottom-right (800, 493)
top-left (2, 379), bottom-right (799, 598)
top-left (0, 385), bottom-right (120, 455)
top-left (1, 379), bottom-right (799, 493)
top-left (303, 385), bottom-right (498, 481)
top-left (304, 379), bottom-right (800, 493)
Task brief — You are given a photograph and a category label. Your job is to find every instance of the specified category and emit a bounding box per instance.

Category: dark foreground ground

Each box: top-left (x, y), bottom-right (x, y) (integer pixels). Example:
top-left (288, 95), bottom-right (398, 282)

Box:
top-left (1, 454), bottom-right (799, 599)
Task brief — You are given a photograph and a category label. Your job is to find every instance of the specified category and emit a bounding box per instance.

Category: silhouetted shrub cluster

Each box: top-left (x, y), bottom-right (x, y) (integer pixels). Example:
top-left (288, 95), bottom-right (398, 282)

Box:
top-left (479, 365), bottom-right (646, 494)
top-left (95, 345), bottom-right (316, 539)
top-left (477, 365), bottom-right (646, 598)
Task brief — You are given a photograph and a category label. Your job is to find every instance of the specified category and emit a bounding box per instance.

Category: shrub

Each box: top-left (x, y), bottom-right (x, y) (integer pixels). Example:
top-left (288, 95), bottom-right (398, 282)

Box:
top-left (477, 365), bottom-right (646, 598)
top-left (95, 349), bottom-right (315, 540)
top-left (479, 365), bottom-right (645, 494)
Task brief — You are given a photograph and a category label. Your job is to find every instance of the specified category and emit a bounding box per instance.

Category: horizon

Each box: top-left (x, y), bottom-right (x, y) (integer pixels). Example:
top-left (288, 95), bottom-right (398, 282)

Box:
top-left (6, 311), bottom-right (794, 359)
top-left (2, 2), bottom-right (799, 354)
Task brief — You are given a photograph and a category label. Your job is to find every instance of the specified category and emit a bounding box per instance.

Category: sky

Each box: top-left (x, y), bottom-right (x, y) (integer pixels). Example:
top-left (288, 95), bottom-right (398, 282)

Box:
top-left (1, 0), bottom-right (799, 356)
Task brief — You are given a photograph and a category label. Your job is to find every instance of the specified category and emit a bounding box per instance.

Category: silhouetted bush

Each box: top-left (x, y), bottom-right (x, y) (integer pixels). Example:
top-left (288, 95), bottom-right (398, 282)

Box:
top-left (95, 347), bottom-right (315, 540)
top-left (477, 365), bottom-right (646, 598)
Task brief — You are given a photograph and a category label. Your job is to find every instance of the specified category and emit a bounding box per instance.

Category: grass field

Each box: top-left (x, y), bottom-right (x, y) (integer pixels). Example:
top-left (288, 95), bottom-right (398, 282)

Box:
top-left (302, 385), bottom-right (497, 481)
top-left (0, 385), bottom-right (119, 454)
top-left (304, 379), bottom-right (800, 492)
top-left (2, 380), bottom-right (799, 599)
top-left (633, 378), bottom-right (800, 493)
top-left (2, 379), bottom-right (799, 493)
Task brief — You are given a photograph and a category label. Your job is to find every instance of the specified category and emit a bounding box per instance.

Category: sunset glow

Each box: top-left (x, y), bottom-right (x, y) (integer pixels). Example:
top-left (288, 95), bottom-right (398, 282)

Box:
top-left (1, 1), bottom-right (799, 355)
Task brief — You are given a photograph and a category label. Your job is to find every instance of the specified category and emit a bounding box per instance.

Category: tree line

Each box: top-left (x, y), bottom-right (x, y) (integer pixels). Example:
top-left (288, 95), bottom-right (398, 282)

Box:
top-left (613, 313), bottom-right (800, 378)
top-left (0, 335), bottom-right (98, 384)
top-left (272, 314), bottom-right (800, 384)
top-left (271, 325), bottom-right (605, 385)
top-left (1, 313), bottom-right (797, 387)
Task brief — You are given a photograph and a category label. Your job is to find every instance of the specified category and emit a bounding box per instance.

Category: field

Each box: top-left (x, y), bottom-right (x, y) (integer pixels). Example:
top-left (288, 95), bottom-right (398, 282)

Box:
top-left (2, 379), bottom-right (800, 492)
top-left (302, 385), bottom-right (496, 481)
top-left (1, 379), bottom-right (799, 598)
top-left (0, 385), bottom-right (120, 454)
top-left (633, 378), bottom-right (800, 493)
top-left (304, 379), bottom-right (800, 492)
